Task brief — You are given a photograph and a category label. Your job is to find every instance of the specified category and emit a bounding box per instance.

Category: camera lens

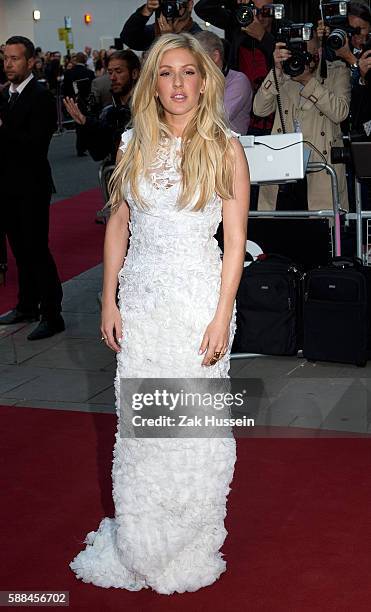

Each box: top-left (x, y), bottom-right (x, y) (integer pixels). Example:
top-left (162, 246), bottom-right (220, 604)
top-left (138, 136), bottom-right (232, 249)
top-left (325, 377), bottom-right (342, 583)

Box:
top-left (331, 146), bottom-right (352, 165)
top-left (159, 1), bottom-right (179, 20)
top-left (235, 4), bottom-right (255, 27)
top-left (283, 52), bottom-right (306, 78)
top-left (327, 28), bottom-right (347, 50)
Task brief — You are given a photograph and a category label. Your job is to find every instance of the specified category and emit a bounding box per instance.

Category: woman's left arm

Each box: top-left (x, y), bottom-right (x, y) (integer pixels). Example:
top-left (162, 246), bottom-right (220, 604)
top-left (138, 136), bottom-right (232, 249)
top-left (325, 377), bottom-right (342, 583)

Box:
top-left (200, 138), bottom-right (250, 366)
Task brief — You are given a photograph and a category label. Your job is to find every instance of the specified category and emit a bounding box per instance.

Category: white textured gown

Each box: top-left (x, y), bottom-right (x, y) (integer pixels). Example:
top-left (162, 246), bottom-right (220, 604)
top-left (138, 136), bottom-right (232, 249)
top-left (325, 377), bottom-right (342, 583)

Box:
top-left (70, 129), bottom-right (237, 595)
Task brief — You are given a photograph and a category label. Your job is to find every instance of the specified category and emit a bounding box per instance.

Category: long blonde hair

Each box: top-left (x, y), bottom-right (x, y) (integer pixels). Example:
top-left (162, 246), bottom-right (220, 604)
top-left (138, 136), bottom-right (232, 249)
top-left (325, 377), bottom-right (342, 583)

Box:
top-left (109, 32), bottom-right (235, 213)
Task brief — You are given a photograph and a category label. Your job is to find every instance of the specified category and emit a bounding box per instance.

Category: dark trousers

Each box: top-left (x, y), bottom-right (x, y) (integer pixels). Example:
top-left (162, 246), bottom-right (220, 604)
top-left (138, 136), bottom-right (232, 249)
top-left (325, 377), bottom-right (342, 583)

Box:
top-left (4, 191), bottom-right (63, 318)
top-left (75, 125), bottom-right (87, 155)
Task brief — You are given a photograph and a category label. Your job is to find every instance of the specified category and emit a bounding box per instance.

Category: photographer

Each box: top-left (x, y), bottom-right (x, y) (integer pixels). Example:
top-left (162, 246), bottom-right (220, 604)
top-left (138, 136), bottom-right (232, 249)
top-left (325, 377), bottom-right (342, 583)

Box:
top-left (63, 51), bottom-right (140, 163)
top-left (194, 0), bottom-right (280, 134)
top-left (330, 1), bottom-right (371, 133)
top-left (120, 1), bottom-right (202, 50)
top-left (195, 30), bottom-right (253, 134)
top-left (321, 2), bottom-right (371, 74)
top-left (253, 28), bottom-right (351, 211)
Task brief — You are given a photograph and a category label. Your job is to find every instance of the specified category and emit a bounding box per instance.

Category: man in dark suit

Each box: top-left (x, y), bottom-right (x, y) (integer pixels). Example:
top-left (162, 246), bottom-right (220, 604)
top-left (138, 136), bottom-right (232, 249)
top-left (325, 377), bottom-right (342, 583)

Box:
top-left (0, 36), bottom-right (64, 340)
top-left (62, 52), bottom-right (95, 156)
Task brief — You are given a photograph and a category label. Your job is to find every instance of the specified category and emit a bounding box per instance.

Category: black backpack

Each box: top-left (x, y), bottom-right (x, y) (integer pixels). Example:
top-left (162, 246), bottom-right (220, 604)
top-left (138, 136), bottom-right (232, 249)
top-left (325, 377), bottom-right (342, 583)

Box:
top-left (232, 254), bottom-right (303, 356)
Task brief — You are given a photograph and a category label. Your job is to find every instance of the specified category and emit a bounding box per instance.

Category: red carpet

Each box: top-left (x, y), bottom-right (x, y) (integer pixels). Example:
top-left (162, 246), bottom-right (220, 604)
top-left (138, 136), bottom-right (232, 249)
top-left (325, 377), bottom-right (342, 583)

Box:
top-left (0, 188), bottom-right (105, 314)
top-left (2, 405), bottom-right (371, 611)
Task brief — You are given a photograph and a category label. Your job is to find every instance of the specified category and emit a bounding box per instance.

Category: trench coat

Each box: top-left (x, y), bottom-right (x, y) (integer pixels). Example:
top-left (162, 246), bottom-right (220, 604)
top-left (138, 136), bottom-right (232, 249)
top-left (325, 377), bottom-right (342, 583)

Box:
top-left (253, 60), bottom-right (351, 211)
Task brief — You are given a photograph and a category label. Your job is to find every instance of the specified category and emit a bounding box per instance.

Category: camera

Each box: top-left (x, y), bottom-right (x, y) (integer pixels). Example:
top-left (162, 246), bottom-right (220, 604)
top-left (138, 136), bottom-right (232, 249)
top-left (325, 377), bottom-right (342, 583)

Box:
top-left (331, 136), bottom-right (352, 165)
top-left (321, 0), bottom-right (361, 50)
top-left (234, 2), bottom-right (284, 28)
top-left (277, 23), bottom-right (314, 77)
top-left (156, 0), bottom-right (188, 20)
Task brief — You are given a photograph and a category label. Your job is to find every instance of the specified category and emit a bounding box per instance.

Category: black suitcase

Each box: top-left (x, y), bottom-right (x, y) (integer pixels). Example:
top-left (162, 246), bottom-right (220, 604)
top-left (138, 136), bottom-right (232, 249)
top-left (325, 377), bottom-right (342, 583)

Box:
top-left (232, 254), bottom-right (303, 356)
top-left (303, 258), bottom-right (370, 367)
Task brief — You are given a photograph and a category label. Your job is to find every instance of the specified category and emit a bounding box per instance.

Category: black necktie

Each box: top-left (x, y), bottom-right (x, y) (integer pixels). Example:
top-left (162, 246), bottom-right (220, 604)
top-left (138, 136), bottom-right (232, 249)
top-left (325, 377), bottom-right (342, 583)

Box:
top-left (8, 91), bottom-right (19, 110)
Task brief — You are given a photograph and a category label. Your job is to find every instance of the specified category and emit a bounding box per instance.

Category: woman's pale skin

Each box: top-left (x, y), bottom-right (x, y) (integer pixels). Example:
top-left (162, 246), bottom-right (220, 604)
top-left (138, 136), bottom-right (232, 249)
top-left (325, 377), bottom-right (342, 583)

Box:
top-left (101, 47), bottom-right (250, 366)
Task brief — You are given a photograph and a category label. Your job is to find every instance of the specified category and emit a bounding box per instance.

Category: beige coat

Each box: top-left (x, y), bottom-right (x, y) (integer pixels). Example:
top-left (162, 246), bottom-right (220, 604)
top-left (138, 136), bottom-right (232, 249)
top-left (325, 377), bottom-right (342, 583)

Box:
top-left (253, 61), bottom-right (351, 211)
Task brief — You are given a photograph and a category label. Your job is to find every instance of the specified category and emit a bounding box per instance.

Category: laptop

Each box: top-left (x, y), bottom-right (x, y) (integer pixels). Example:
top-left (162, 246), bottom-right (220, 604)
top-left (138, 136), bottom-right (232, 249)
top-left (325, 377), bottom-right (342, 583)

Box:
top-left (239, 133), bottom-right (309, 185)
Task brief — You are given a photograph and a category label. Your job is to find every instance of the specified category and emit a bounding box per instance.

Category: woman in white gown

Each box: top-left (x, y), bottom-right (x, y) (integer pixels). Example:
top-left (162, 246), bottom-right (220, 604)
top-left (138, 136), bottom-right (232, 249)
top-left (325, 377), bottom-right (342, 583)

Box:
top-left (70, 32), bottom-right (250, 595)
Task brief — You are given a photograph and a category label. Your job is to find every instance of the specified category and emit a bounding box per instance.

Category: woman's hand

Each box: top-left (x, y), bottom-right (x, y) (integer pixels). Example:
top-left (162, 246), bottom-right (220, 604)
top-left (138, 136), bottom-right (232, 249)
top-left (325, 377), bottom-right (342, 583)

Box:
top-left (199, 316), bottom-right (230, 367)
top-left (63, 97), bottom-right (87, 125)
top-left (101, 302), bottom-right (122, 353)
top-left (273, 42), bottom-right (291, 73)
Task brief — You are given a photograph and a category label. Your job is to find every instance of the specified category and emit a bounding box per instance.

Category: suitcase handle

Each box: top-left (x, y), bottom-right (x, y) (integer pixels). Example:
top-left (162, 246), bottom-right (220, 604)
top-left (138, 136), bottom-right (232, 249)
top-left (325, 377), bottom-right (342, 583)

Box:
top-left (331, 256), bottom-right (363, 269)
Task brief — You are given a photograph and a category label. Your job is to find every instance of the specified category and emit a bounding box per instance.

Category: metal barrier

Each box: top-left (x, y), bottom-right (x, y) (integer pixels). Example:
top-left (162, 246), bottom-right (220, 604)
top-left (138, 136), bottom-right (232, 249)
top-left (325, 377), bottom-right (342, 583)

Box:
top-left (345, 178), bottom-right (371, 263)
top-left (248, 161), bottom-right (343, 257)
top-left (231, 160), bottom-right (343, 361)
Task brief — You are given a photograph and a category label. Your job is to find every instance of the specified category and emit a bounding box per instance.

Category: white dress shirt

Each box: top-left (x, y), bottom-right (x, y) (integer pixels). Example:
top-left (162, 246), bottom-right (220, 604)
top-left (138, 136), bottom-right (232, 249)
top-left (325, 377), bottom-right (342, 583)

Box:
top-left (9, 72), bottom-right (34, 97)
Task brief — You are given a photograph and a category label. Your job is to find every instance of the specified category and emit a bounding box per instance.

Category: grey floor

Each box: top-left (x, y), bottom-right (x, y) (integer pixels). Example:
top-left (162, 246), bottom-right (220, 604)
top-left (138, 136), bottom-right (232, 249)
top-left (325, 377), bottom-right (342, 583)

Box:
top-left (1, 132), bottom-right (370, 435)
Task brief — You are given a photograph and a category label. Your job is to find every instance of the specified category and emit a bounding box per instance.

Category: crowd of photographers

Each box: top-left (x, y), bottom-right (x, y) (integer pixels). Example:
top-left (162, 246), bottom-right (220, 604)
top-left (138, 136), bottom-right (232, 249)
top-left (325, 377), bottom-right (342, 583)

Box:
top-left (117, 0), bottom-right (371, 213)
top-left (2, 0), bottom-right (371, 214)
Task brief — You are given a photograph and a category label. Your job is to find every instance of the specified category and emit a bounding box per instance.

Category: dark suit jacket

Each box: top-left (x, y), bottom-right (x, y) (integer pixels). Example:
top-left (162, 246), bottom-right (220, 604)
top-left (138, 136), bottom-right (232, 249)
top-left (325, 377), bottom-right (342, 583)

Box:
top-left (62, 64), bottom-right (94, 100)
top-left (0, 76), bottom-right (57, 197)
top-left (120, 6), bottom-right (202, 50)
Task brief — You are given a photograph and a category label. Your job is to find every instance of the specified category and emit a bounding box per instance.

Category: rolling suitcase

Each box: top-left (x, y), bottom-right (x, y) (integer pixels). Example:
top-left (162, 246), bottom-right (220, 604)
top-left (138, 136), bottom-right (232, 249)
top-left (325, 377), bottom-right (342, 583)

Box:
top-left (232, 254), bottom-right (303, 356)
top-left (303, 258), bottom-right (370, 366)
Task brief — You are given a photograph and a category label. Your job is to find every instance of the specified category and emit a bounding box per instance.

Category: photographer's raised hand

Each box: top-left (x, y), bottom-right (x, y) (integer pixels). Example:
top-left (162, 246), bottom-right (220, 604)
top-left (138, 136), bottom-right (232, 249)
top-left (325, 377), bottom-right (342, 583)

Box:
top-left (317, 19), bottom-right (330, 41)
top-left (273, 42), bottom-right (291, 73)
top-left (334, 35), bottom-right (357, 64)
top-left (157, 12), bottom-right (174, 34)
top-left (142, 0), bottom-right (160, 17)
top-left (359, 50), bottom-right (371, 79)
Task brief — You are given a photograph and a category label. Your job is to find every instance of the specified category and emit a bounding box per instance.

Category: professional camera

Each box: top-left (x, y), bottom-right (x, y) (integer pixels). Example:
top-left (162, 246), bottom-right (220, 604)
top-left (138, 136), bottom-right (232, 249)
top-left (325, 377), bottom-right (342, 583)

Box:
top-left (234, 1), bottom-right (285, 28)
top-left (331, 135), bottom-right (352, 165)
top-left (277, 23), bottom-right (314, 77)
top-left (321, 0), bottom-right (361, 50)
top-left (156, 0), bottom-right (188, 20)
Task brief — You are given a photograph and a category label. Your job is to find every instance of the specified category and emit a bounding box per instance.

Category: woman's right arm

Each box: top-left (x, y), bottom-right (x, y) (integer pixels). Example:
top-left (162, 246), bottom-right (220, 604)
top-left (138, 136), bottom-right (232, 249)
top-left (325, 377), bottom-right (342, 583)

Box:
top-left (101, 195), bottom-right (130, 353)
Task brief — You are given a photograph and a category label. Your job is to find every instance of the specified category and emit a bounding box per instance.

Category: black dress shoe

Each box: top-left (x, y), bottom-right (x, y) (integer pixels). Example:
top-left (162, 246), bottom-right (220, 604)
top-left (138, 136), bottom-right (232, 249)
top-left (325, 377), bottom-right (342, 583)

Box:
top-left (0, 309), bottom-right (39, 325)
top-left (27, 315), bottom-right (65, 341)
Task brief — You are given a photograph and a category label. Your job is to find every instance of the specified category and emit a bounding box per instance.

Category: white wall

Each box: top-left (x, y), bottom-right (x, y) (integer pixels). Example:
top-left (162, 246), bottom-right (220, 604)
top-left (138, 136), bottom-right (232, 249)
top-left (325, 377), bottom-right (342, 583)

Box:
top-left (0, 0), bottom-right (216, 52)
top-left (1, 0), bottom-right (34, 43)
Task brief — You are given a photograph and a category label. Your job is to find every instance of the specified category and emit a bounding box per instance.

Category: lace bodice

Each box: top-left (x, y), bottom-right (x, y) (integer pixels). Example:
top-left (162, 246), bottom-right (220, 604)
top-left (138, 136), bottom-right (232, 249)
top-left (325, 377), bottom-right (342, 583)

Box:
top-left (119, 128), bottom-right (222, 217)
top-left (145, 134), bottom-right (182, 192)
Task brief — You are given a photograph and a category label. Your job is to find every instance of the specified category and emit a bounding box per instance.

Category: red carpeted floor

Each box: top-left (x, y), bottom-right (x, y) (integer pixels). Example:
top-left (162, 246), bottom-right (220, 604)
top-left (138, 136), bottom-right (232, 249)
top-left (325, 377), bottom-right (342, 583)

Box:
top-left (0, 188), bottom-right (105, 314)
top-left (2, 405), bottom-right (371, 611)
